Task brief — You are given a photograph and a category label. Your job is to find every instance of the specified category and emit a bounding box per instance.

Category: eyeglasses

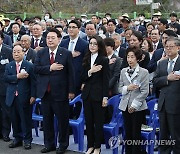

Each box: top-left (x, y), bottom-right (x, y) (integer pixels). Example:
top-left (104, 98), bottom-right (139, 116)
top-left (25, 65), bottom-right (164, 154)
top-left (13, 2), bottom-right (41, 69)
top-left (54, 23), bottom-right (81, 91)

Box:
top-left (68, 26), bottom-right (78, 29)
top-left (89, 42), bottom-right (98, 46)
top-left (165, 45), bottom-right (176, 49)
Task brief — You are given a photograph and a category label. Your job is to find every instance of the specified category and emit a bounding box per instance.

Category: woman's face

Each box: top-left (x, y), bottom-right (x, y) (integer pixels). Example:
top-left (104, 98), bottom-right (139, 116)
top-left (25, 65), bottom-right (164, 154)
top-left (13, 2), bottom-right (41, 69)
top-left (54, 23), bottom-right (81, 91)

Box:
top-left (147, 25), bottom-right (154, 33)
top-left (130, 35), bottom-right (141, 48)
top-left (141, 40), bottom-right (149, 52)
top-left (89, 38), bottom-right (98, 54)
top-left (102, 18), bottom-right (108, 24)
top-left (127, 51), bottom-right (138, 68)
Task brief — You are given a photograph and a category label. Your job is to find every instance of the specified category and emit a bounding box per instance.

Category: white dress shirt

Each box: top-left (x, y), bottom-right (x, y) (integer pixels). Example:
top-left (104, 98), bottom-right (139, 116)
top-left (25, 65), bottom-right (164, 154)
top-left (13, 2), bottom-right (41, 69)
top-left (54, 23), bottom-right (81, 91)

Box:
top-left (49, 46), bottom-right (58, 60)
top-left (90, 52), bottom-right (98, 68)
top-left (68, 36), bottom-right (79, 52)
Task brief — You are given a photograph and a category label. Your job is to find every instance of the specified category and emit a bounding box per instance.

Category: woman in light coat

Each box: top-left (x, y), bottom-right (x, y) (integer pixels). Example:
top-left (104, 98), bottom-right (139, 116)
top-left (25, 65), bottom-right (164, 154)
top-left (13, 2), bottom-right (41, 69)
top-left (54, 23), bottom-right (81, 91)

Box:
top-left (119, 47), bottom-right (149, 154)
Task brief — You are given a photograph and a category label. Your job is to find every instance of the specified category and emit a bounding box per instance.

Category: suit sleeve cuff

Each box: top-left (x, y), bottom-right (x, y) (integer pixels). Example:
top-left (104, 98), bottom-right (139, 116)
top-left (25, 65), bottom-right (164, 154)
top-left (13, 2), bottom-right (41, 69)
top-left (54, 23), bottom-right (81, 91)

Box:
top-left (131, 99), bottom-right (142, 110)
top-left (88, 70), bottom-right (92, 77)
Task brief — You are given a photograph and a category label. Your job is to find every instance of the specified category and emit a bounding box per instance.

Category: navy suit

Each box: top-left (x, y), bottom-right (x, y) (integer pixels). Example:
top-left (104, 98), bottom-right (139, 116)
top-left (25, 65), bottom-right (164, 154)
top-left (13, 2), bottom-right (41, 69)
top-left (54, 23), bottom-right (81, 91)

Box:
top-left (31, 37), bottom-right (47, 49)
top-left (153, 57), bottom-right (180, 153)
top-left (0, 45), bottom-right (13, 138)
top-left (147, 48), bottom-right (164, 73)
top-left (25, 48), bottom-right (37, 64)
top-left (4, 60), bottom-right (36, 143)
top-left (34, 46), bottom-right (75, 149)
top-left (60, 37), bottom-right (88, 95)
top-left (3, 33), bottom-right (13, 48)
top-left (10, 34), bottom-right (22, 44)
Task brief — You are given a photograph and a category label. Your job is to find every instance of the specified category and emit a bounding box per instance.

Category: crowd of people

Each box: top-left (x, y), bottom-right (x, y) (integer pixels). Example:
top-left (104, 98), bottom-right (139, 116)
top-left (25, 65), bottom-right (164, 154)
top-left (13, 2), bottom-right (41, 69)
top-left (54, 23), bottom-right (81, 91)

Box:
top-left (0, 11), bottom-right (179, 154)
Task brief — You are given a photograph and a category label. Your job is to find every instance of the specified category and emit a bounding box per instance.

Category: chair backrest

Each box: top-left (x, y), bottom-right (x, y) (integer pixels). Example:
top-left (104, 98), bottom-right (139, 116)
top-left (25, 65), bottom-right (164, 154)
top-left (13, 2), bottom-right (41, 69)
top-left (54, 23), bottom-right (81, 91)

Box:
top-left (147, 99), bottom-right (158, 125)
top-left (69, 94), bottom-right (84, 119)
top-left (32, 98), bottom-right (41, 114)
top-left (107, 94), bottom-right (121, 123)
top-left (146, 95), bottom-right (156, 102)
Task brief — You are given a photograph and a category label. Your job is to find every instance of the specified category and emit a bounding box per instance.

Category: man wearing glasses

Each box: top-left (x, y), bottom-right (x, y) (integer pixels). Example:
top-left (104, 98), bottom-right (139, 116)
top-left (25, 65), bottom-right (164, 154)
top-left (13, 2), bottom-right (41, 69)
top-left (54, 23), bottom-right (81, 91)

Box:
top-left (60, 20), bottom-right (88, 96)
top-left (153, 37), bottom-right (180, 154)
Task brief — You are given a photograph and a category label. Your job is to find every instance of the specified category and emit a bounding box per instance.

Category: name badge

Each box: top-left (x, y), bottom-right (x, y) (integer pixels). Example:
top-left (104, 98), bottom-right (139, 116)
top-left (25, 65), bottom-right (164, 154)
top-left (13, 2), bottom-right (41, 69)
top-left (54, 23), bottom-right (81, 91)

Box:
top-left (0, 60), bottom-right (6, 65)
top-left (4, 59), bottom-right (9, 64)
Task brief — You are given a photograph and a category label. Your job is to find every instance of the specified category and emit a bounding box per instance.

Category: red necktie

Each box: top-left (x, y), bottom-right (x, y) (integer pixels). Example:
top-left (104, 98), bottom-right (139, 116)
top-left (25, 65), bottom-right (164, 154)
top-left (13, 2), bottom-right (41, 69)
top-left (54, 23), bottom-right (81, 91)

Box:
top-left (47, 52), bottom-right (55, 92)
top-left (15, 63), bottom-right (20, 96)
top-left (50, 52), bottom-right (55, 64)
top-left (34, 39), bottom-right (39, 48)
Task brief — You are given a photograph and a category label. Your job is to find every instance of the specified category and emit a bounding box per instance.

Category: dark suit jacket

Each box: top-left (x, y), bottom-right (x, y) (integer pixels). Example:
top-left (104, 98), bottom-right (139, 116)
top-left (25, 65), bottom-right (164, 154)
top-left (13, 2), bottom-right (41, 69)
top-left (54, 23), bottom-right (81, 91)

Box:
top-left (4, 60), bottom-right (36, 107)
top-left (10, 34), bottom-right (22, 44)
top-left (31, 37), bottom-right (47, 49)
top-left (81, 55), bottom-right (110, 102)
top-left (156, 41), bottom-right (164, 50)
top-left (34, 47), bottom-right (75, 101)
top-left (118, 47), bottom-right (126, 59)
top-left (109, 54), bottom-right (121, 95)
top-left (120, 42), bottom-right (129, 49)
top-left (25, 48), bottom-right (37, 63)
top-left (153, 56), bottom-right (180, 114)
top-left (60, 37), bottom-right (88, 93)
top-left (0, 45), bottom-right (13, 96)
top-left (3, 33), bottom-right (13, 48)
top-left (147, 48), bottom-right (164, 73)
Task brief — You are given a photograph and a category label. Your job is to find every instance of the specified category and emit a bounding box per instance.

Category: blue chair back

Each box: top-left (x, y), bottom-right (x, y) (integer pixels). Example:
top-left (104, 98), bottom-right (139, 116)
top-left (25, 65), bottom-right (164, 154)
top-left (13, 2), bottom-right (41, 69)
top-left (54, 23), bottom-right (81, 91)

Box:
top-left (107, 94), bottom-right (121, 123)
top-left (69, 94), bottom-right (83, 118)
top-left (146, 99), bottom-right (158, 125)
top-left (32, 98), bottom-right (41, 114)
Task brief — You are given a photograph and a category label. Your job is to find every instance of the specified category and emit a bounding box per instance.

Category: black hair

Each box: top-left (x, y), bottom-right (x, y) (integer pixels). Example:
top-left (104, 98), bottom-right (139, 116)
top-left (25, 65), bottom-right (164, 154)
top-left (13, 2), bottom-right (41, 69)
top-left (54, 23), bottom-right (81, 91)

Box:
top-left (126, 47), bottom-right (143, 62)
top-left (83, 35), bottom-right (107, 66)
top-left (107, 19), bottom-right (116, 25)
top-left (15, 16), bottom-right (23, 22)
top-left (68, 19), bottom-right (81, 29)
top-left (104, 37), bottom-right (115, 48)
top-left (48, 28), bottom-right (62, 38)
top-left (55, 25), bottom-right (63, 29)
top-left (10, 22), bottom-right (21, 29)
top-left (132, 31), bottom-right (143, 44)
top-left (163, 29), bottom-right (178, 37)
top-left (85, 21), bottom-right (96, 29)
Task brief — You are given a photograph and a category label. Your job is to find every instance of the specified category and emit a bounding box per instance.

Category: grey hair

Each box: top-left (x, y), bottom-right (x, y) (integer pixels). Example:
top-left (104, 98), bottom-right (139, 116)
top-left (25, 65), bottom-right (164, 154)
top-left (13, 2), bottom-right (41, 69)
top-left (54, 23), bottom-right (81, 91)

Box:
top-left (165, 37), bottom-right (180, 46)
top-left (111, 33), bottom-right (122, 41)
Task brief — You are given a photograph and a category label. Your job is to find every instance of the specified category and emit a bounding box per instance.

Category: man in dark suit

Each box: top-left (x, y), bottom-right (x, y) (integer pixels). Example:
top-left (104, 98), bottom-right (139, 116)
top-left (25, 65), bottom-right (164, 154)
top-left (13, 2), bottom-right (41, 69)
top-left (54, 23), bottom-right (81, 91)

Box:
top-left (20, 35), bottom-right (36, 63)
top-left (148, 29), bottom-right (178, 73)
top-left (82, 21), bottom-right (97, 42)
top-left (153, 37), bottom-right (180, 153)
top-left (111, 33), bottom-right (126, 59)
top-left (31, 23), bottom-right (47, 51)
top-left (0, 31), bottom-right (13, 142)
top-left (0, 22), bottom-right (12, 48)
top-left (10, 23), bottom-right (22, 46)
top-left (4, 44), bottom-right (36, 150)
top-left (60, 19), bottom-right (88, 96)
top-left (150, 29), bottom-right (163, 51)
top-left (34, 28), bottom-right (75, 154)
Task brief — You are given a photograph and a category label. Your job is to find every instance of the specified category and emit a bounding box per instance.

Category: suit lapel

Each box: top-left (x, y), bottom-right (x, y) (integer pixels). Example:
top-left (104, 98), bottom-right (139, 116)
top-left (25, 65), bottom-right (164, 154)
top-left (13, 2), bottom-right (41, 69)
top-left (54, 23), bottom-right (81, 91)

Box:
top-left (10, 61), bottom-right (16, 75)
top-left (125, 71), bottom-right (132, 83)
top-left (74, 37), bottom-right (80, 51)
top-left (20, 60), bottom-right (26, 72)
top-left (55, 47), bottom-right (63, 63)
top-left (94, 54), bottom-right (102, 65)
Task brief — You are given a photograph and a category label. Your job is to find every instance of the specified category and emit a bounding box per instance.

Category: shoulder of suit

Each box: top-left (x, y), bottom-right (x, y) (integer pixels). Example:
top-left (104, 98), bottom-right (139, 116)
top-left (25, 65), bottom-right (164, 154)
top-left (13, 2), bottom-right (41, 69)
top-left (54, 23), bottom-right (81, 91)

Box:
top-left (139, 67), bottom-right (149, 74)
top-left (23, 60), bottom-right (33, 67)
top-left (78, 37), bottom-right (88, 45)
top-left (2, 44), bottom-right (12, 52)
